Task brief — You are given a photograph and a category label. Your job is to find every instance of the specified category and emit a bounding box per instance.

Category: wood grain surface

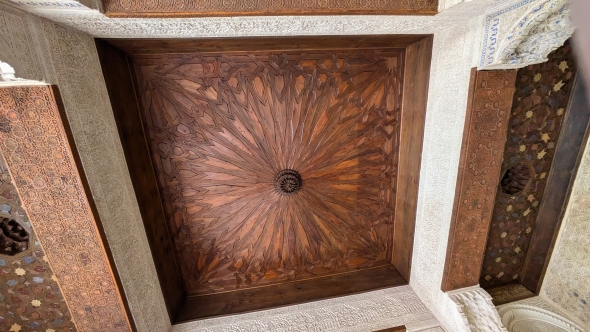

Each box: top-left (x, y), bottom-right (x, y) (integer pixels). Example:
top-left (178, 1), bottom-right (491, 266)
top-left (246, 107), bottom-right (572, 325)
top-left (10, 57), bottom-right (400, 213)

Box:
top-left (134, 49), bottom-right (404, 295)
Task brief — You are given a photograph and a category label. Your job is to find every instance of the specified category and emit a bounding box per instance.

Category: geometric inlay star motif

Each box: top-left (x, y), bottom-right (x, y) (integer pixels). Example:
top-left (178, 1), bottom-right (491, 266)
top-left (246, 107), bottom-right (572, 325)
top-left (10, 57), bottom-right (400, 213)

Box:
top-left (136, 50), bottom-right (403, 294)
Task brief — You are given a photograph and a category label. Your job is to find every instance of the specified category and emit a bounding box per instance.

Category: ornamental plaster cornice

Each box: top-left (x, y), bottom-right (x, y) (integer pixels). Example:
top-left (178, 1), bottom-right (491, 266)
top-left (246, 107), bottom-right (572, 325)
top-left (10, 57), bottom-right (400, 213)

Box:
top-left (0, 0), bottom-right (521, 38)
top-left (498, 297), bottom-right (586, 332)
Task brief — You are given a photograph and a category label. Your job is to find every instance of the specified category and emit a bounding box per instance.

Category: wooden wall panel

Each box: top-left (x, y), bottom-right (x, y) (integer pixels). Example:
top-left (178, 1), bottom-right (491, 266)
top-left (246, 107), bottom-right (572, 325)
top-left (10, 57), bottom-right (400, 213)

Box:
top-left (441, 69), bottom-right (517, 291)
top-left (100, 0), bottom-right (437, 18)
top-left (0, 86), bottom-right (132, 331)
top-left (133, 49), bottom-right (404, 295)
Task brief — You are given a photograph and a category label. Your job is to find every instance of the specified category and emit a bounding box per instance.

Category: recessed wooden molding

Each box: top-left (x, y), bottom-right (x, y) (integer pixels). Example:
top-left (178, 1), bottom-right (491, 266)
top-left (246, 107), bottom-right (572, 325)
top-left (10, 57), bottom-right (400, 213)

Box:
top-left (441, 68), bottom-right (517, 291)
top-left (0, 86), bottom-right (133, 331)
top-left (100, 0), bottom-right (438, 18)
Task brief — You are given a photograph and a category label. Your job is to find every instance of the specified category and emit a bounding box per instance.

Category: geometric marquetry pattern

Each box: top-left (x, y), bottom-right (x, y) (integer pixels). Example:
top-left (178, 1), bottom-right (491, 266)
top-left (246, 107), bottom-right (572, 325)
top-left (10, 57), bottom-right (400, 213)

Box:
top-left (0, 86), bottom-right (131, 331)
top-left (135, 50), bottom-right (403, 294)
top-left (480, 42), bottom-right (577, 289)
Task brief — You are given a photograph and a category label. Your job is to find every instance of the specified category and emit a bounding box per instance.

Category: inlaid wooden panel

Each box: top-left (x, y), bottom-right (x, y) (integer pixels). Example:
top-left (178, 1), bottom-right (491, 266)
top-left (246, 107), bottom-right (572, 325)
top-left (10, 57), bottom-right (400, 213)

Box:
top-left (100, 0), bottom-right (438, 18)
top-left (480, 42), bottom-right (580, 291)
top-left (134, 50), bottom-right (404, 295)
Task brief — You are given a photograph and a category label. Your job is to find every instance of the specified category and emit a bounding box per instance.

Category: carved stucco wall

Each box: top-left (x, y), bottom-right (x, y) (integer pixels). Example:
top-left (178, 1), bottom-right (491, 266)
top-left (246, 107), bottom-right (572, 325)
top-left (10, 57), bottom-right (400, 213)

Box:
top-left (541, 123), bottom-right (590, 329)
top-left (0, 0), bottom-right (571, 331)
top-left (0, 3), bottom-right (170, 332)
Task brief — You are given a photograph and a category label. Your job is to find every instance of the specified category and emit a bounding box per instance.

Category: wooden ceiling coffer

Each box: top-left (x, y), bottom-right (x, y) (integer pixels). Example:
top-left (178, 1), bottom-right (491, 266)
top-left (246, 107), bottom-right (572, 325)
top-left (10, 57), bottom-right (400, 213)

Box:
top-left (97, 35), bottom-right (433, 323)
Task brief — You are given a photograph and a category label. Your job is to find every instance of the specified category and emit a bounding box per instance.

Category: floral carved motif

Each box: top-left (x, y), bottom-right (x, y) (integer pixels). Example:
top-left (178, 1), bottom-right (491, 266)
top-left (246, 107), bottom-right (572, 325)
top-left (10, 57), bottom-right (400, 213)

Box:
top-left (442, 69), bottom-right (517, 291)
top-left (0, 86), bottom-right (131, 331)
top-left (100, 0), bottom-right (438, 17)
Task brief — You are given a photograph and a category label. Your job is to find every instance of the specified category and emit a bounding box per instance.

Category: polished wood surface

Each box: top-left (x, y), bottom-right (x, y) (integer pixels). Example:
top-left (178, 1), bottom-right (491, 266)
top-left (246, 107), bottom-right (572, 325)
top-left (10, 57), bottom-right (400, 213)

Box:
top-left (393, 36), bottom-right (432, 281)
top-left (177, 265), bottom-right (406, 322)
top-left (99, 35), bottom-right (431, 322)
top-left (95, 39), bottom-right (184, 320)
top-left (100, 0), bottom-right (437, 18)
top-left (441, 69), bottom-right (518, 291)
top-left (134, 49), bottom-right (404, 295)
top-left (521, 74), bottom-right (590, 293)
top-left (104, 35), bottom-right (427, 56)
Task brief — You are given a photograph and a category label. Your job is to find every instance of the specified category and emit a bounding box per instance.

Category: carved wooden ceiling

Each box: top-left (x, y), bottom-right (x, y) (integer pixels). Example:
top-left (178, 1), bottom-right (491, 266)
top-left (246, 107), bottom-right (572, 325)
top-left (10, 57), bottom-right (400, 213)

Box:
top-left (100, 0), bottom-right (438, 17)
top-left (97, 35), bottom-right (432, 321)
top-left (135, 49), bottom-right (402, 295)
top-left (479, 41), bottom-right (590, 304)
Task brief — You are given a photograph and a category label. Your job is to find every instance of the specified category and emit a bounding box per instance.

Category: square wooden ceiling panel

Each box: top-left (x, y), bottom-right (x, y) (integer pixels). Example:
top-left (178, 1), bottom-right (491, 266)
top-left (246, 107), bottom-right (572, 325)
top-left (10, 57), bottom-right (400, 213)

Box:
top-left (134, 50), bottom-right (402, 295)
top-left (97, 35), bottom-right (431, 321)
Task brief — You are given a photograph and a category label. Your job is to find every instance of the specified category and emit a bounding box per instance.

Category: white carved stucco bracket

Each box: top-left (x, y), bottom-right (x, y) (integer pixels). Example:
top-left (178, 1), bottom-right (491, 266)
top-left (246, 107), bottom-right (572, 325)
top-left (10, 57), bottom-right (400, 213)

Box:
top-left (479, 0), bottom-right (574, 70)
top-left (447, 285), bottom-right (508, 332)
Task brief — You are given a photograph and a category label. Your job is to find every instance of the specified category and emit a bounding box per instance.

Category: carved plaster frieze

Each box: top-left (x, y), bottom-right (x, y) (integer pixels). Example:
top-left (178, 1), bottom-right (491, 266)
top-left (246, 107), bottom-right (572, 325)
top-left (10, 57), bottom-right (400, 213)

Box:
top-left (498, 297), bottom-right (586, 332)
top-left (448, 286), bottom-right (508, 332)
top-left (479, 0), bottom-right (573, 69)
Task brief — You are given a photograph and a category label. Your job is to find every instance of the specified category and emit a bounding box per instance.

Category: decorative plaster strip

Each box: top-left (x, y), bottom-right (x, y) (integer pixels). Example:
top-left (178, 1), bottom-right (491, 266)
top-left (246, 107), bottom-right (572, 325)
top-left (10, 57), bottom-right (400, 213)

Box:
top-left (172, 286), bottom-right (436, 332)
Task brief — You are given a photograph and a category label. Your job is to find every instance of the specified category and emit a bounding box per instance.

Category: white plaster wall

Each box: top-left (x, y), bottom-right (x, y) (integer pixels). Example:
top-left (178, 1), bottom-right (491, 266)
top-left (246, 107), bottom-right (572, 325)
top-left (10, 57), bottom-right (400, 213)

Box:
top-left (409, 19), bottom-right (483, 332)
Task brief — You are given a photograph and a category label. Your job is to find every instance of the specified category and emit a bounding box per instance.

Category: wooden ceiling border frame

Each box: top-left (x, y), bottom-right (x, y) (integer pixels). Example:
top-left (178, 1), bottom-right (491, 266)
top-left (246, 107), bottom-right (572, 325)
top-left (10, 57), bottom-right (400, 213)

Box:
top-left (0, 85), bottom-right (134, 331)
top-left (95, 35), bottom-right (433, 323)
top-left (441, 68), bottom-right (518, 291)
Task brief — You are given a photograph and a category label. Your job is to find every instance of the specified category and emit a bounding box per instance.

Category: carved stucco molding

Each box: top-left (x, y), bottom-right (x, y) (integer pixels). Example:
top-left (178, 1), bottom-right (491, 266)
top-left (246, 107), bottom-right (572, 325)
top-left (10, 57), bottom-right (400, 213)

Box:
top-left (447, 286), bottom-right (508, 332)
top-left (498, 297), bottom-right (586, 332)
top-left (479, 0), bottom-right (574, 70)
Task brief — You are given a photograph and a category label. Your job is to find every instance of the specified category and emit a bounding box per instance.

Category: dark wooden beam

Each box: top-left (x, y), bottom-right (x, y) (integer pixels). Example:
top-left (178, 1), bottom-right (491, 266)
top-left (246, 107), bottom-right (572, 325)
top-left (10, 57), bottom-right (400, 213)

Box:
top-left (441, 69), bottom-right (517, 291)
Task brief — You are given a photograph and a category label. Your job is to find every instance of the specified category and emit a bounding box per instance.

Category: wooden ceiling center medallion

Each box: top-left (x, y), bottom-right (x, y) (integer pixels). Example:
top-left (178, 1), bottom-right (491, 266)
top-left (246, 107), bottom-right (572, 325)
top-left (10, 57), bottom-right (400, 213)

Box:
top-left (274, 169), bottom-right (302, 195)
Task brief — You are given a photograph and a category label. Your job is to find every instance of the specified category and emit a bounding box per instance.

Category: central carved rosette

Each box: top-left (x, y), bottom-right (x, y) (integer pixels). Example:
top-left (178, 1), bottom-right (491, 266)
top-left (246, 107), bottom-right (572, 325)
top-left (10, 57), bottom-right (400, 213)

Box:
top-left (274, 169), bottom-right (302, 195)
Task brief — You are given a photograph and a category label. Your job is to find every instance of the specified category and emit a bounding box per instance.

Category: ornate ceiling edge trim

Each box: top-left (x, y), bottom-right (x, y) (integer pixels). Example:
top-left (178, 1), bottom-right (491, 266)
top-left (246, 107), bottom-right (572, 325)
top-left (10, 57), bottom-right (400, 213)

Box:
top-left (0, 85), bottom-right (132, 331)
top-left (498, 297), bottom-right (586, 331)
top-left (479, 0), bottom-right (574, 70)
top-left (172, 286), bottom-right (438, 332)
top-left (441, 68), bottom-right (517, 291)
top-left (1, 0), bottom-right (517, 38)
